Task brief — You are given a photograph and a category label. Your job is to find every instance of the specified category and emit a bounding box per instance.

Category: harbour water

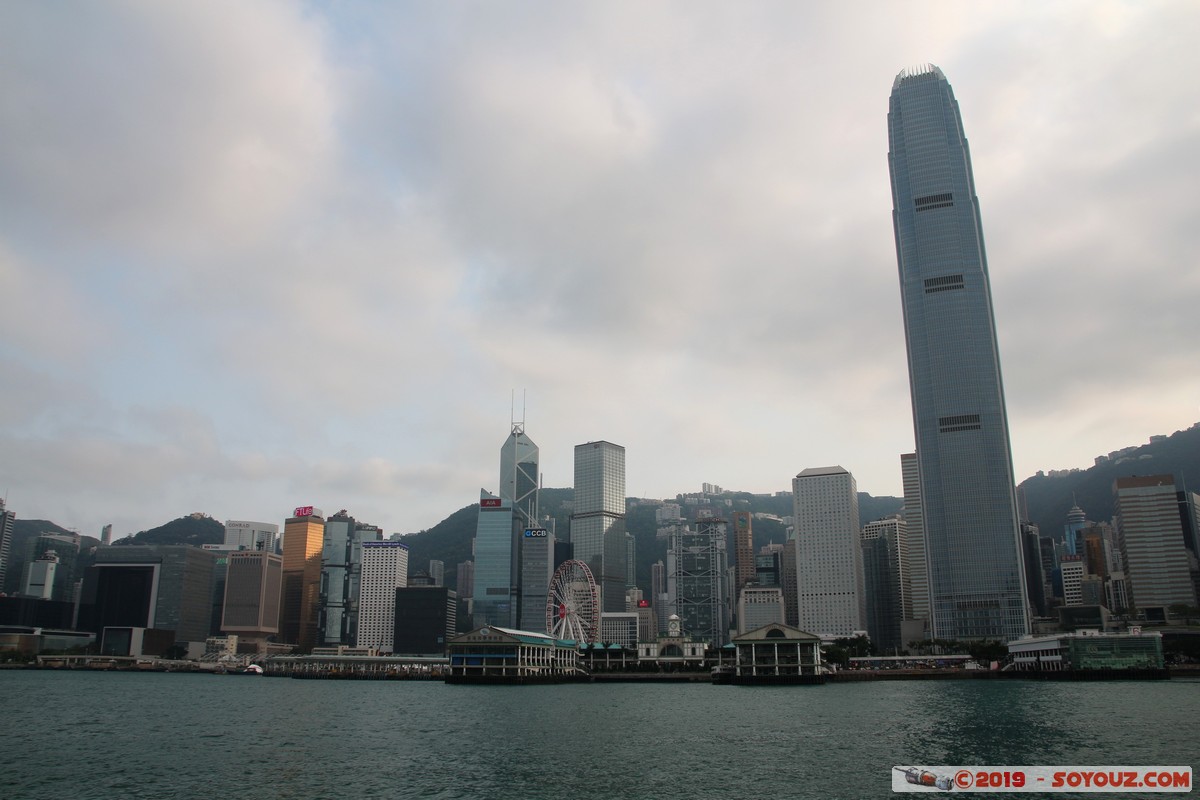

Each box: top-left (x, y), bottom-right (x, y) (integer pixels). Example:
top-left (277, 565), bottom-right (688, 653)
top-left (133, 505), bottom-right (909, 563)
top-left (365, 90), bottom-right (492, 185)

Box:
top-left (3, 671), bottom-right (1197, 799)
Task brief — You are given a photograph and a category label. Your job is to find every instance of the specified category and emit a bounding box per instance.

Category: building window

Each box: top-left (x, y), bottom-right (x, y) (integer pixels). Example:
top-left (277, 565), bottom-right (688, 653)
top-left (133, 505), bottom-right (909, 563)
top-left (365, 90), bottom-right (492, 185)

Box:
top-left (924, 274), bottom-right (965, 294)
top-left (938, 414), bottom-right (981, 433)
top-left (914, 192), bottom-right (954, 212)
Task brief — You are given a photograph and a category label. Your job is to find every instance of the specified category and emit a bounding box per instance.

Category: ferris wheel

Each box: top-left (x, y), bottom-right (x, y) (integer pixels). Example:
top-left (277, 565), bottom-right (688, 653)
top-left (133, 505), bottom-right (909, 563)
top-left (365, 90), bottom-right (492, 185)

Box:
top-left (546, 559), bottom-right (599, 644)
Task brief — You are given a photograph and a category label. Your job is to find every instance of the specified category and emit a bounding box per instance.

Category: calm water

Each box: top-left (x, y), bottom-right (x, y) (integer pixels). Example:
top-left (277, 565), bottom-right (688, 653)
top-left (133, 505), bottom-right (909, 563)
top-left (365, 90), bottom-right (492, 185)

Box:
top-left (2, 671), bottom-right (1197, 799)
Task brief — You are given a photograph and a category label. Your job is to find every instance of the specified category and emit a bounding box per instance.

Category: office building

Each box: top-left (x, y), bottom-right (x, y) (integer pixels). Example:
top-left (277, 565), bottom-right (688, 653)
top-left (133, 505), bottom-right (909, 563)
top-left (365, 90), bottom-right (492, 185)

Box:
top-left (668, 517), bottom-right (729, 646)
top-left (474, 489), bottom-right (514, 627)
top-left (0, 498), bottom-right (13, 590)
top-left (456, 560), bottom-right (474, 600)
top-left (100, 524), bottom-right (113, 546)
top-left (733, 511), bottom-right (754, 597)
top-left (357, 540), bottom-right (410, 651)
top-left (1060, 555), bottom-right (1085, 607)
top-left (223, 520), bottom-right (280, 553)
top-left (394, 586), bottom-right (457, 655)
top-left (899, 452), bottom-right (926, 623)
top-left (221, 551), bottom-right (282, 647)
top-left (781, 537), bottom-right (798, 627)
top-left (472, 422), bottom-right (540, 628)
top-left (738, 585), bottom-right (785, 634)
top-left (428, 559), bottom-right (444, 587)
top-left (888, 65), bottom-right (1028, 641)
top-left (1114, 475), bottom-right (1196, 616)
top-left (600, 612), bottom-right (639, 648)
top-left (570, 441), bottom-right (626, 612)
top-left (792, 467), bottom-right (864, 637)
top-left (1022, 524), bottom-right (1048, 617)
top-left (518, 527), bottom-right (555, 632)
top-left (22, 551), bottom-right (59, 600)
top-left (281, 506), bottom-right (325, 652)
top-left (78, 545), bottom-right (218, 646)
top-left (861, 517), bottom-right (905, 653)
top-left (319, 513), bottom-right (383, 646)
top-left (23, 532), bottom-right (80, 603)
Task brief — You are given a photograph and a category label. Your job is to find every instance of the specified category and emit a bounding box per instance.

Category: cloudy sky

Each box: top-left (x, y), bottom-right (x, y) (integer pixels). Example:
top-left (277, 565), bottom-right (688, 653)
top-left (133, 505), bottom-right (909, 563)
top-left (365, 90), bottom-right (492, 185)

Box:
top-left (1, 1), bottom-right (1197, 538)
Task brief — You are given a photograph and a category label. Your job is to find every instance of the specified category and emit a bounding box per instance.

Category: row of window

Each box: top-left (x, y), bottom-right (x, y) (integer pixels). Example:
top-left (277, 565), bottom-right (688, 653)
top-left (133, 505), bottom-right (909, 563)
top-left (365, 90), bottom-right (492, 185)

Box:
top-left (924, 273), bottom-right (965, 294)
top-left (914, 192), bottom-right (954, 212)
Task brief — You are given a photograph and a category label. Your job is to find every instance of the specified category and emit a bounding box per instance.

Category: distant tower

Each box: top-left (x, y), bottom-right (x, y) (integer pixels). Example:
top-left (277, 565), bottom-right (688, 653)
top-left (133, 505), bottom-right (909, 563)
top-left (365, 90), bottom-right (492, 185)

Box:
top-left (357, 541), bottom-right (410, 652)
top-left (1064, 503), bottom-right (1088, 555)
top-left (23, 551), bottom-right (59, 599)
top-left (100, 524), bottom-right (113, 547)
top-left (281, 506), bottom-right (326, 652)
top-left (0, 498), bottom-right (15, 590)
top-left (518, 527), bottom-right (554, 632)
top-left (889, 65), bottom-right (1028, 641)
top-left (733, 511), bottom-right (754, 596)
top-left (570, 441), bottom-right (626, 613)
top-left (428, 559), bottom-right (445, 587)
top-left (792, 466), bottom-right (864, 637)
top-left (456, 560), bottom-right (475, 601)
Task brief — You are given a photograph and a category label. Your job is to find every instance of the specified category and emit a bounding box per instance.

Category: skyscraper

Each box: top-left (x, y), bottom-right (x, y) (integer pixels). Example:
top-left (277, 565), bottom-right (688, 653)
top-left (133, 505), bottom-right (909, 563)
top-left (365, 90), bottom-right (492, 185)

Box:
top-left (518, 526), bottom-right (554, 632)
top-left (318, 513), bottom-right (382, 646)
top-left (733, 511), bottom-right (754, 597)
top-left (888, 65), bottom-right (1028, 641)
top-left (570, 441), bottom-right (626, 613)
top-left (0, 498), bottom-right (15, 590)
top-left (668, 517), bottom-right (729, 646)
top-left (792, 467), bottom-right (864, 637)
top-left (358, 540), bottom-right (410, 651)
top-left (281, 506), bottom-right (325, 651)
top-left (221, 550), bottom-right (283, 648)
top-left (1114, 475), bottom-right (1196, 616)
top-left (473, 422), bottom-right (540, 628)
top-left (861, 517), bottom-right (906, 653)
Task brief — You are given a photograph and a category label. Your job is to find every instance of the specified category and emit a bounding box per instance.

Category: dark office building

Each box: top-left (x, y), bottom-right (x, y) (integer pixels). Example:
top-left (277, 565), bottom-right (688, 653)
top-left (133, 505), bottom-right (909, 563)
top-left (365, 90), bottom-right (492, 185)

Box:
top-left (393, 587), bottom-right (457, 656)
top-left (78, 545), bottom-right (217, 646)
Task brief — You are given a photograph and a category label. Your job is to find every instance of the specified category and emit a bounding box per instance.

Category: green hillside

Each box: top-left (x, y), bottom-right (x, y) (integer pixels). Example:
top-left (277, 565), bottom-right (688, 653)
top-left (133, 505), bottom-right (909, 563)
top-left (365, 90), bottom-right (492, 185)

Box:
top-left (1019, 422), bottom-right (1200, 537)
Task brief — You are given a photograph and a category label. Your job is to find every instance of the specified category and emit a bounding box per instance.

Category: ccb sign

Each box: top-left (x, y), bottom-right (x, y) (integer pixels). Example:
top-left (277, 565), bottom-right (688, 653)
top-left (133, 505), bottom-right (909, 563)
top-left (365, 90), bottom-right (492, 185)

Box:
top-left (524, 528), bottom-right (548, 538)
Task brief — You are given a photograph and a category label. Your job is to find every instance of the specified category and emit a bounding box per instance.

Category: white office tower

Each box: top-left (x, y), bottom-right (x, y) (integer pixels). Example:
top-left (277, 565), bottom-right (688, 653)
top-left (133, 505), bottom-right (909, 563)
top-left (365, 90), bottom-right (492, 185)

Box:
top-left (738, 585), bottom-right (785, 634)
top-left (357, 541), bottom-right (410, 652)
top-left (223, 520), bottom-right (281, 553)
top-left (792, 467), bottom-right (865, 637)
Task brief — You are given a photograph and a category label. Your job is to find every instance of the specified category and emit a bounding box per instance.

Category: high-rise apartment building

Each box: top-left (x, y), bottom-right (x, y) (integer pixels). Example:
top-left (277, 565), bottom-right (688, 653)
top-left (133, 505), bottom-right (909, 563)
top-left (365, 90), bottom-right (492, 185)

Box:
top-left (571, 441), bottom-right (626, 613)
top-left (319, 513), bottom-right (383, 646)
top-left (1114, 475), bottom-right (1196, 615)
top-left (668, 517), bottom-right (729, 646)
top-left (792, 467), bottom-right (864, 637)
top-left (888, 65), bottom-right (1028, 641)
top-left (358, 540), bottom-right (410, 651)
top-left (281, 506), bottom-right (325, 652)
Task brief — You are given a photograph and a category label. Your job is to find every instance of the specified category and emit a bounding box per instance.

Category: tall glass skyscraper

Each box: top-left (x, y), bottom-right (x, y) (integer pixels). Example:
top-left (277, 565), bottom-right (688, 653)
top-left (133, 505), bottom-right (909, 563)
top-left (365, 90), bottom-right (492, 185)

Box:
top-left (473, 422), bottom-right (539, 628)
top-left (888, 65), bottom-right (1029, 642)
top-left (570, 441), bottom-right (626, 612)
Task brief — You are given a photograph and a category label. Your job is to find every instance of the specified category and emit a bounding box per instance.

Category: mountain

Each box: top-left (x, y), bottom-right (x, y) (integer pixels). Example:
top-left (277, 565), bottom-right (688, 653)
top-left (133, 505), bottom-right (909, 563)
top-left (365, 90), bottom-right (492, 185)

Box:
top-left (1019, 422), bottom-right (1200, 539)
top-left (114, 513), bottom-right (225, 547)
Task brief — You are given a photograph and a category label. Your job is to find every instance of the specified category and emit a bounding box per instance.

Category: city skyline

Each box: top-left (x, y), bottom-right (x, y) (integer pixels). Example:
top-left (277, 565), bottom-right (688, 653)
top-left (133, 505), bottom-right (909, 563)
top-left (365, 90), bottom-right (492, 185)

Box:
top-left (2, 4), bottom-right (1198, 538)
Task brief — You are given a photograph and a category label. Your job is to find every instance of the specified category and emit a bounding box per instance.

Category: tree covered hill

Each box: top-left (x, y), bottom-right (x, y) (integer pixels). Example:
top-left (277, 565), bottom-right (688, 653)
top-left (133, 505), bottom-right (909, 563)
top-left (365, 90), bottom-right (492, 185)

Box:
top-left (1019, 422), bottom-right (1200, 538)
top-left (114, 513), bottom-right (225, 547)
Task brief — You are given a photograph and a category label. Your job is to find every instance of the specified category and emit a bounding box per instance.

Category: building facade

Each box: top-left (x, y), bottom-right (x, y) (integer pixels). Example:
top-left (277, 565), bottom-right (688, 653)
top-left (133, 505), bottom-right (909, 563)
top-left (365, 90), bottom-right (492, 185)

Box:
top-left (474, 490), bottom-right (515, 628)
top-left (221, 551), bottom-right (282, 646)
top-left (1114, 475), bottom-right (1197, 615)
top-left (394, 587), bottom-right (457, 656)
top-left (518, 527), bottom-right (555, 633)
top-left (792, 467), bottom-right (865, 637)
top-left (668, 517), bottom-right (729, 646)
top-left (281, 506), bottom-right (326, 652)
top-left (570, 441), bottom-right (626, 613)
top-left (318, 513), bottom-right (383, 646)
top-left (861, 517), bottom-right (905, 653)
top-left (223, 520), bottom-right (280, 553)
top-left (888, 65), bottom-right (1028, 641)
top-left (733, 511), bottom-right (754, 599)
top-left (357, 540), bottom-right (410, 652)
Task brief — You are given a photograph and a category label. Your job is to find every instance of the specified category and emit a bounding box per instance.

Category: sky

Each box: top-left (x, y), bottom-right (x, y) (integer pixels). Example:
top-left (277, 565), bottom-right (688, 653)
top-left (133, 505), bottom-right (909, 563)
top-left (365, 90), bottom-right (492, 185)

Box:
top-left (1, 1), bottom-right (1197, 538)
